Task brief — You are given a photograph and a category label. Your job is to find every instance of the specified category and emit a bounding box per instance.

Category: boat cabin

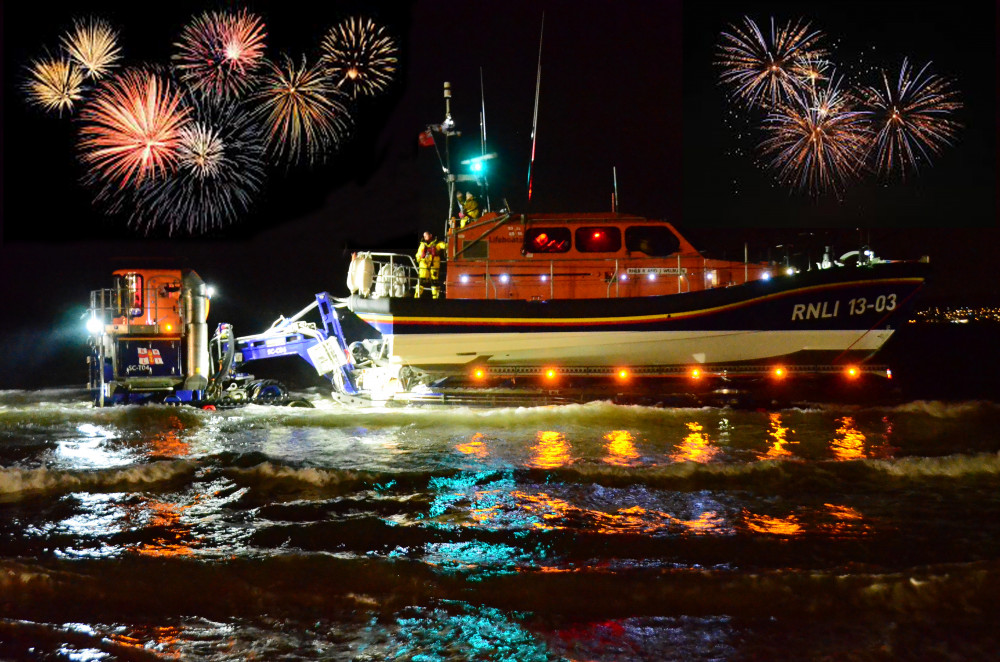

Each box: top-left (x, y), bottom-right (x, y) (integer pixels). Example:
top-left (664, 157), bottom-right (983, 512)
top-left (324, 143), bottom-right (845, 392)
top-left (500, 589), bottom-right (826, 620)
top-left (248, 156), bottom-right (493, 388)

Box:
top-left (443, 211), bottom-right (771, 300)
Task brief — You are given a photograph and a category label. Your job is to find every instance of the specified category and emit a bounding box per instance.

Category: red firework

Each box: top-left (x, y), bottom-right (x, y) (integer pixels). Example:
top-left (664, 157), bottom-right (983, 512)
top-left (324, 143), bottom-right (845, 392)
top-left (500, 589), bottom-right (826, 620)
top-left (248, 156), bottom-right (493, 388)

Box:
top-left (173, 9), bottom-right (267, 97)
top-left (79, 69), bottom-right (191, 189)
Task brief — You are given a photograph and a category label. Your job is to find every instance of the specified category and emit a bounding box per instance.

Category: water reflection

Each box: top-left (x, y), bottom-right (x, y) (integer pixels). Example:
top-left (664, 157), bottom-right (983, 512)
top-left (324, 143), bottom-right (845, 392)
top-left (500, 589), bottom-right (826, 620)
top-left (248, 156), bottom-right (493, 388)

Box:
top-left (603, 430), bottom-right (640, 467)
top-left (149, 415), bottom-right (190, 457)
top-left (456, 433), bottom-right (489, 460)
top-left (763, 413), bottom-right (796, 459)
top-left (743, 510), bottom-right (802, 536)
top-left (831, 417), bottom-right (866, 461)
top-left (530, 431), bottom-right (571, 469)
top-left (670, 422), bottom-right (720, 463)
top-left (133, 498), bottom-right (198, 558)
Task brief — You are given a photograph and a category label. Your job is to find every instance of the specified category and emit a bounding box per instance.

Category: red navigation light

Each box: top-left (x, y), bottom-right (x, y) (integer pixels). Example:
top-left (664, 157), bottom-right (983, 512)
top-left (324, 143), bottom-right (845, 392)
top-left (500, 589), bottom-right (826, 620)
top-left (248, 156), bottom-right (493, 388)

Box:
top-left (534, 233), bottom-right (548, 247)
top-left (593, 231), bottom-right (603, 239)
top-left (845, 365), bottom-right (859, 379)
top-left (617, 368), bottom-right (630, 381)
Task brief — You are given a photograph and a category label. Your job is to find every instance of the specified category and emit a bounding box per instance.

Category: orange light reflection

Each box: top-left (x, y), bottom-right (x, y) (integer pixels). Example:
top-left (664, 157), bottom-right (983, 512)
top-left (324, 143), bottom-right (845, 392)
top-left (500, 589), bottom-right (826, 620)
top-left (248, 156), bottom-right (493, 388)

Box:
top-left (603, 430), bottom-right (640, 467)
top-left (150, 415), bottom-right (190, 457)
top-left (763, 412), bottom-right (796, 459)
top-left (530, 430), bottom-right (571, 469)
top-left (133, 499), bottom-right (199, 558)
top-left (744, 510), bottom-right (802, 536)
top-left (831, 416), bottom-right (866, 460)
top-left (456, 433), bottom-right (489, 460)
top-left (670, 422), bottom-right (720, 463)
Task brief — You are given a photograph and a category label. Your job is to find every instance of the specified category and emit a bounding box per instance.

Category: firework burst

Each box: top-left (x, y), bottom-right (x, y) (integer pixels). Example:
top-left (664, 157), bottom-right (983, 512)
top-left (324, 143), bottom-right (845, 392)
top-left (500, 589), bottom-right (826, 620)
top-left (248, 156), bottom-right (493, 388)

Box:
top-left (133, 94), bottom-right (267, 235)
top-left (321, 16), bottom-right (399, 98)
top-left (717, 16), bottom-right (827, 108)
top-left (61, 17), bottom-right (121, 79)
top-left (78, 68), bottom-right (191, 192)
top-left (173, 9), bottom-right (267, 98)
top-left (863, 58), bottom-right (962, 179)
top-left (25, 56), bottom-right (85, 115)
top-left (253, 55), bottom-right (352, 165)
top-left (759, 77), bottom-right (872, 195)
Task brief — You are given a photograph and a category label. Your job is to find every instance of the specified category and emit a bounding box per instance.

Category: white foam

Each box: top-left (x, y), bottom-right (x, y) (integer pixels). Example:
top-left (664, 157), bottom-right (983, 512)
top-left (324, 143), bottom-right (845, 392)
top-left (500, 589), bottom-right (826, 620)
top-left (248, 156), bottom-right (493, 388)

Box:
top-left (0, 460), bottom-right (198, 498)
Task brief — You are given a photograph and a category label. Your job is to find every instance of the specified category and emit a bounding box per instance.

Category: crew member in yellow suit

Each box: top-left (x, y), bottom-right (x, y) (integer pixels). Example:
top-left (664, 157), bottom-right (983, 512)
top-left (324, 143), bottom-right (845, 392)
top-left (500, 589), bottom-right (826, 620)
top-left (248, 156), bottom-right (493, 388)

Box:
top-left (461, 191), bottom-right (480, 225)
top-left (415, 231), bottom-right (447, 298)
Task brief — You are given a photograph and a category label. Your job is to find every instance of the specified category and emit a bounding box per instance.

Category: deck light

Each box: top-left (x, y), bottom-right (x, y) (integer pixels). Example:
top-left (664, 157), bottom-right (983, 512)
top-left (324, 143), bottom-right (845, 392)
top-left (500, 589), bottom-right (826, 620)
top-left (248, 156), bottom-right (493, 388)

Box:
top-left (845, 365), bottom-right (859, 378)
top-left (473, 368), bottom-right (486, 380)
top-left (785, 267), bottom-right (795, 276)
top-left (648, 273), bottom-right (657, 281)
top-left (773, 366), bottom-right (785, 378)
top-left (617, 368), bottom-right (630, 380)
top-left (206, 285), bottom-right (216, 298)
top-left (165, 324), bottom-right (173, 332)
top-left (886, 369), bottom-right (893, 380)
top-left (545, 368), bottom-right (557, 380)
top-left (540, 274), bottom-right (548, 282)
top-left (762, 272), bottom-right (771, 281)
top-left (86, 316), bottom-right (103, 334)
top-left (620, 273), bottom-right (628, 281)
top-left (460, 274), bottom-right (470, 284)
top-left (690, 368), bottom-right (701, 380)
top-left (499, 273), bottom-right (509, 284)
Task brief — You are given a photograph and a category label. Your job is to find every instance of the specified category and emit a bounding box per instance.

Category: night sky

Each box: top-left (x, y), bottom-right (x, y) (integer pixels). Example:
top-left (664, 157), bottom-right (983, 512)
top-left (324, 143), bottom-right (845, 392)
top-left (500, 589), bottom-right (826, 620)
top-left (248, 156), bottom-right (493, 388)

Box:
top-left (0, 1), bottom-right (996, 389)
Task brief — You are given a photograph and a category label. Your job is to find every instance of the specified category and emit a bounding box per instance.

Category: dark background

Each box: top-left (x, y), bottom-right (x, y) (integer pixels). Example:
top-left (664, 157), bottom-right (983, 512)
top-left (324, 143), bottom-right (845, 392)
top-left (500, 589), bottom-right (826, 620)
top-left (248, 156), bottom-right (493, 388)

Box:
top-left (0, 1), bottom-right (996, 390)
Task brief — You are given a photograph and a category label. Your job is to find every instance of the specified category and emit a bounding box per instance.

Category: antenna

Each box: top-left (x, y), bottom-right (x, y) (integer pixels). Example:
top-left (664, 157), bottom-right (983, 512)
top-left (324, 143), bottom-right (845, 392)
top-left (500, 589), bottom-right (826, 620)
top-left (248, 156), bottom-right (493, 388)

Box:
top-left (527, 12), bottom-right (544, 202)
top-left (480, 67), bottom-right (491, 212)
top-left (612, 166), bottom-right (619, 213)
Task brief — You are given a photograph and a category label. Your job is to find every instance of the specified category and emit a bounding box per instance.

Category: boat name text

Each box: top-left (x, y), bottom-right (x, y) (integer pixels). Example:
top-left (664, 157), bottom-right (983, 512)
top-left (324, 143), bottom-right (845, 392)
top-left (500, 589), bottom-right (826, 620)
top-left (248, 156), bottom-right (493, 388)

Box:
top-left (791, 294), bottom-right (897, 321)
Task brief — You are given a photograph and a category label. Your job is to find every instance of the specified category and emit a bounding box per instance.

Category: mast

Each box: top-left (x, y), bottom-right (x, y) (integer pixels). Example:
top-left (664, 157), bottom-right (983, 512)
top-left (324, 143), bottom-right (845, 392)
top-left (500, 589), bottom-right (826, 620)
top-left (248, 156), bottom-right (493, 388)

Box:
top-left (526, 13), bottom-right (544, 202)
top-left (480, 67), bottom-right (491, 212)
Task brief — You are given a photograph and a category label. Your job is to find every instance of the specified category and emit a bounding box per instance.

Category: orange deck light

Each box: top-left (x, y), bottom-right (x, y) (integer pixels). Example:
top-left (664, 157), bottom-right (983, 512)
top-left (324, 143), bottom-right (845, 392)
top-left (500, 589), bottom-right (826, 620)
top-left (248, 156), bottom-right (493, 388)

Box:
top-left (617, 368), bottom-right (630, 381)
top-left (690, 368), bottom-right (701, 380)
top-left (773, 366), bottom-right (785, 378)
top-left (473, 368), bottom-right (486, 380)
top-left (545, 368), bottom-right (557, 380)
top-left (845, 365), bottom-right (859, 378)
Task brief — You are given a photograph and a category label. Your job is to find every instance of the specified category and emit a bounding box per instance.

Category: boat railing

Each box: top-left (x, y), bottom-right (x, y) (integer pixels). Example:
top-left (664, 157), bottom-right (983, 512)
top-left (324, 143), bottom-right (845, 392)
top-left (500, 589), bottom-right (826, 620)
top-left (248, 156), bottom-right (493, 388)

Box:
top-left (359, 252), bottom-right (767, 299)
top-left (86, 285), bottom-right (169, 331)
top-left (453, 257), bottom-right (733, 298)
top-left (362, 252), bottom-right (422, 299)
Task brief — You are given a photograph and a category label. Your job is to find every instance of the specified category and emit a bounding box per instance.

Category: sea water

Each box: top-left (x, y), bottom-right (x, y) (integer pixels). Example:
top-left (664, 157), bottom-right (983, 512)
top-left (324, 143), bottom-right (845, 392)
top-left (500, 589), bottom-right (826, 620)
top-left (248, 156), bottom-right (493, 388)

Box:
top-left (1, 386), bottom-right (999, 660)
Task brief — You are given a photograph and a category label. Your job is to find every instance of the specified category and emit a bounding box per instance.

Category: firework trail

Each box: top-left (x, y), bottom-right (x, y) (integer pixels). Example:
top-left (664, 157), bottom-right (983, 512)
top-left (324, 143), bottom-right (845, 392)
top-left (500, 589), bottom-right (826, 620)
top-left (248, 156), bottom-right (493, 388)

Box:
top-left (321, 16), bottom-right (399, 98)
top-left (78, 68), bottom-right (191, 193)
top-left (863, 58), bottom-right (962, 179)
top-left (25, 56), bottom-right (85, 114)
top-left (253, 55), bottom-right (352, 165)
top-left (133, 94), bottom-right (267, 235)
top-left (759, 76), bottom-right (872, 196)
top-left (173, 9), bottom-right (267, 98)
top-left (717, 16), bottom-right (826, 108)
top-left (61, 17), bottom-right (121, 79)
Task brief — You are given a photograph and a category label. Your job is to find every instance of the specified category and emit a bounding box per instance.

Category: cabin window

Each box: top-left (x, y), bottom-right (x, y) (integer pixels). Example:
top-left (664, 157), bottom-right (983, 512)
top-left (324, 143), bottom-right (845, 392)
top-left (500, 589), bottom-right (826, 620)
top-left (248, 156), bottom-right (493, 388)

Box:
top-left (625, 226), bottom-right (680, 256)
top-left (461, 239), bottom-right (488, 259)
top-left (113, 273), bottom-right (144, 317)
top-left (575, 227), bottom-right (622, 253)
top-left (524, 227), bottom-right (571, 253)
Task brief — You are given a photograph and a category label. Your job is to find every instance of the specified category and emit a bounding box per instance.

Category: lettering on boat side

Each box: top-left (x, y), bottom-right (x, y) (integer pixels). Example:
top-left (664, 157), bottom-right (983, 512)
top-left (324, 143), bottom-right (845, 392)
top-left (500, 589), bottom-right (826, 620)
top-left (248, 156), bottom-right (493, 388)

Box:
top-left (791, 294), bottom-right (897, 320)
top-left (627, 267), bottom-right (687, 275)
